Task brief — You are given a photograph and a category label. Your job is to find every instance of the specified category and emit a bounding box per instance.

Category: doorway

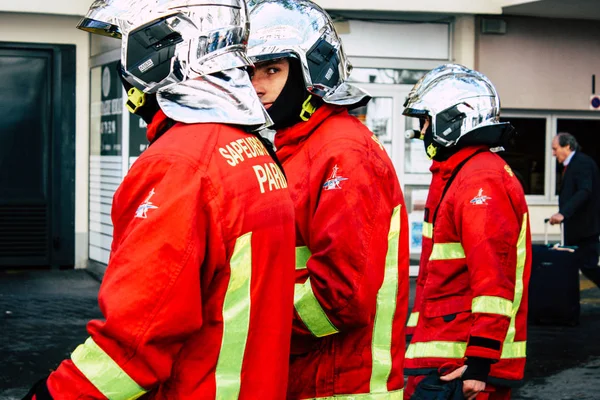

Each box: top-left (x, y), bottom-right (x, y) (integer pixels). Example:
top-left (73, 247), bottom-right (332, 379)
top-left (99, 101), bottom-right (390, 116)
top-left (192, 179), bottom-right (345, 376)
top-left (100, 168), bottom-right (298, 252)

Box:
top-left (0, 43), bottom-right (75, 268)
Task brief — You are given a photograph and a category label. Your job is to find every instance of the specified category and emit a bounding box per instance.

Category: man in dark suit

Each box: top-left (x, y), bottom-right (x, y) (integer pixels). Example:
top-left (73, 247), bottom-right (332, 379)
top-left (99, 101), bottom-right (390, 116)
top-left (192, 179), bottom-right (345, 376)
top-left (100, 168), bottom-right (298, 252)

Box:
top-left (550, 132), bottom-right (600, 289)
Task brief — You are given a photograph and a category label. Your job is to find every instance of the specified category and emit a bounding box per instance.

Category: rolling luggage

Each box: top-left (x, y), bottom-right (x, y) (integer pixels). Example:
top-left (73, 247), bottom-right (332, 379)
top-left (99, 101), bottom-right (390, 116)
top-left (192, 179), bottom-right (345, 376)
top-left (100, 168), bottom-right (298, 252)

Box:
top-left (528, 219), bottom-right (580, 326)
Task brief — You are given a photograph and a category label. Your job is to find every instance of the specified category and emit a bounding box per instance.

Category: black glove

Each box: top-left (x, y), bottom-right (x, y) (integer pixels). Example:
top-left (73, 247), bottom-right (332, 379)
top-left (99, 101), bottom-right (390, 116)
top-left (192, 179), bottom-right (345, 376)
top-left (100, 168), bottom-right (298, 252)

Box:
top-left (462, 357), bottom-right (492, 383)
top-left (22, 378), bottom-right (53, 400)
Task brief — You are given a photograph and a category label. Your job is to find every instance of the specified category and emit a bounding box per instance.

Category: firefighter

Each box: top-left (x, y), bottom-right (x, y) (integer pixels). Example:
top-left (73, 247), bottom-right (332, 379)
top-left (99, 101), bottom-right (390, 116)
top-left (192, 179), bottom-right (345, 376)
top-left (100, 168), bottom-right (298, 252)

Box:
top-left (402, 64), bottom-right (532, 400)
top-left (247, 0), bottom-right (410, 398)
top-left (23, 1), bottom-right (296, 399)
top-left (405, 65), bottom-right (477, 343)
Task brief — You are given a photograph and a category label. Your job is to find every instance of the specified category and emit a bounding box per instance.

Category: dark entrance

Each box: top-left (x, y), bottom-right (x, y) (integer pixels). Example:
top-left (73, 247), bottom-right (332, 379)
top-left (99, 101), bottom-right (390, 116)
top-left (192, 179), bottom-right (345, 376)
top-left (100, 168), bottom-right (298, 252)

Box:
top-left (0, 43), bottom-right (75, 268)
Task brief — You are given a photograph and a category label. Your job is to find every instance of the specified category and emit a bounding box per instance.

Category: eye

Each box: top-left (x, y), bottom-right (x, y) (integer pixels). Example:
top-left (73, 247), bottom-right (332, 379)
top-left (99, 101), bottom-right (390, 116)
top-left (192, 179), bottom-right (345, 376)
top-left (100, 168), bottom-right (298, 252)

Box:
top-left (267, 67), bottom-right (280, 75)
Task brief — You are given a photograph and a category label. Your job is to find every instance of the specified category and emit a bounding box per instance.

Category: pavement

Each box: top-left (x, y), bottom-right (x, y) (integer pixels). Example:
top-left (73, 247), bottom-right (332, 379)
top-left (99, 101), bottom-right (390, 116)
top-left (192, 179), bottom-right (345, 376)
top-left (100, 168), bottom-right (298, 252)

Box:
top-left (1, 268), bottom-right (599, 400)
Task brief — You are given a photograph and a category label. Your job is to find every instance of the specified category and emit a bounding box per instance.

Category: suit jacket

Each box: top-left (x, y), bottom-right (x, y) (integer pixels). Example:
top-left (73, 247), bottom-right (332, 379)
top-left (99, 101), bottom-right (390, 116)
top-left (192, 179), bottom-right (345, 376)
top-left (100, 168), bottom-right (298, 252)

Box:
top-left (559, 151), bottom-right (600, 245)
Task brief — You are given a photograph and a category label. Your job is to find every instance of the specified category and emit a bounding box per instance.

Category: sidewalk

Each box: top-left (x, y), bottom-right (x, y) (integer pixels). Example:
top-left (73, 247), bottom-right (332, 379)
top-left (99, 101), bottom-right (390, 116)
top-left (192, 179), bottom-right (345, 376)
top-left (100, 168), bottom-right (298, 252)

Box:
top-left (1, 268), bottom-right (599, 399)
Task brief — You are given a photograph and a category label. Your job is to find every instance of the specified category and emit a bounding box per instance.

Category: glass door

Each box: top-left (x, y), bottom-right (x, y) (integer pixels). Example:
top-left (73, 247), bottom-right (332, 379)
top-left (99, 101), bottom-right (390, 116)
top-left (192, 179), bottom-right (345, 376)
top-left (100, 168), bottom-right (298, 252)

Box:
top-left (348, 83), bottom-right (425, 273)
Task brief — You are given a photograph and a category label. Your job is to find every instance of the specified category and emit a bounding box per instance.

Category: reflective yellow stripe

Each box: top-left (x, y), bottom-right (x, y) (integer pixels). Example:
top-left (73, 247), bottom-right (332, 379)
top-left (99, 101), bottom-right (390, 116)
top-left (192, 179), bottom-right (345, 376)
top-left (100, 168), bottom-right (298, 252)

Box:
top-left (371, 205), bottom-right (401, 393)
top-left (305, 388), bottom-right (404, 399)
top-left (472, 296), bottom-right (513, 317)
top-left (406, 312), bottom-right (419, 328)
top-left (429, 243), bottom-right (465, 260)
top-left (405, 341), bottom-right (466, 359)
top-left (503, 213), bottom-right (529, 357)
top-left (295, 278), bottom-right (339, 337)
top-left (422, 222), bottom-right (433, 239)
top-left (71, 337), bottom-right (147, 400)
top-left (296, 246), bottom-right (311, 270)
top-left (405, 340), bottom-right (526, 360)
top-left (501, 341), bottom-right (527, 359)
top-left (407, 214), bottom-right (530, 362)
top-left (215, 232), bottom-right (253, 399)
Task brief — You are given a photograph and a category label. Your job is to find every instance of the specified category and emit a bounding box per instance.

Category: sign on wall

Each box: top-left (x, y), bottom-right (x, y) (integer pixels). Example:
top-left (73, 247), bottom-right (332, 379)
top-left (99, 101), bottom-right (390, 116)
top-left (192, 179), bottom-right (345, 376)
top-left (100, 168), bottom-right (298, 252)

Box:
top-left (89, 61), bottom-right (123, 265)
top-left (100, 62), bottom-right (122, 156)
top-left (129, 113), bottom-right (149, 158)
top-left (591, 95), bottom-right (600, 111)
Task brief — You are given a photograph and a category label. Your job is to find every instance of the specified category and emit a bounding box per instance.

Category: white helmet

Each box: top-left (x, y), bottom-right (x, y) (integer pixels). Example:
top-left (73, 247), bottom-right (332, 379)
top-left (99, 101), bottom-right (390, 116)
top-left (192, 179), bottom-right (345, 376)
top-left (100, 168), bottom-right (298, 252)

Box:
top-left (246, 0), bottom-right (369, 108)
top-left (79, 0), bottom-right (253, 94)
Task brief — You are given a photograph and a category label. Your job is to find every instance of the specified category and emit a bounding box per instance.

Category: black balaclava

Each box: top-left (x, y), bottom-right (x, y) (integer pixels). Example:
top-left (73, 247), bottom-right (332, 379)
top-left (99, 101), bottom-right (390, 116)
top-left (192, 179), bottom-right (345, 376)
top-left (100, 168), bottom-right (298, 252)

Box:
top-left (424, 119), bottom-right (516, 162)
top-left (266, 57), bottom-right (314, 130)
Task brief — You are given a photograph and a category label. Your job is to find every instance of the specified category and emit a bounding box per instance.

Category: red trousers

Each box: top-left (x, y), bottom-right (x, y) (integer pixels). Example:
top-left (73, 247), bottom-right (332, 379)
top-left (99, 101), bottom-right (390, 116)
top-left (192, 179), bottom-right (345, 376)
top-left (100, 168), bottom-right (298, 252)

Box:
top-left (404, 376), bottom-right (512, 400)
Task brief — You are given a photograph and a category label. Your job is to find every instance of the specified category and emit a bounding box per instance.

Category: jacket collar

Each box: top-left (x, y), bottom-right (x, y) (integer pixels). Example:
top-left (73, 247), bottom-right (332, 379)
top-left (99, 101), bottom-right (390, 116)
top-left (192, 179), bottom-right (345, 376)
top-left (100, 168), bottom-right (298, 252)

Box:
top-left (146, 109), bottom-right (171, 144)
top-left (435, 145), bottom-right (490, 180)
top-left (274, 104), bottom-right (344, 163)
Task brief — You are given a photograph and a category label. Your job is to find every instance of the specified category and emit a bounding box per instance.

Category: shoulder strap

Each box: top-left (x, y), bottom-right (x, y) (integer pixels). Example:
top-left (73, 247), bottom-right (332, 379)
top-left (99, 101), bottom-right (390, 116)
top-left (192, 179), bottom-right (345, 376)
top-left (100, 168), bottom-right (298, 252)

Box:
top-left (432, 148), bottom-right (488, 227)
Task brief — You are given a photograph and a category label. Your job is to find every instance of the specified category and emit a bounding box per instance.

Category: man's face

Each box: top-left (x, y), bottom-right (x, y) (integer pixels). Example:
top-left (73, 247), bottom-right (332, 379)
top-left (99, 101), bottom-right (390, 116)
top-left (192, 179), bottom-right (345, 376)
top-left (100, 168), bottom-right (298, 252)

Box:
top-left (250, 58), bottom-right (290, 110)
top-left (552, 136), bottom-right (571, 164)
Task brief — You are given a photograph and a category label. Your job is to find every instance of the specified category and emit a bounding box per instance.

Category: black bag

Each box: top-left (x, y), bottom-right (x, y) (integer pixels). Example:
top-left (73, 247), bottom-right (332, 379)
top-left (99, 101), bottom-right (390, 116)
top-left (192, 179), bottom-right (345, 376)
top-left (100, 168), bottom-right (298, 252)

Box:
top-left (528, 220), bottom-right (580, 326)
top-left (410, 373), bottom-right (465, 400)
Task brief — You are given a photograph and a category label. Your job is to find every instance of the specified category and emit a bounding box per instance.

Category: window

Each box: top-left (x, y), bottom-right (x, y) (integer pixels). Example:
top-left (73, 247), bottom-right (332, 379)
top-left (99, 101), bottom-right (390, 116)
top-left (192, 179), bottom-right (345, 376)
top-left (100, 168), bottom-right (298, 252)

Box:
top-left (498, 117), bottom-right (546, 195)
top-left (349, 96), bottom-right (393, 155)
top-left (555, 118), bottom-right (600, 194)
top-left (348, 68), bottom-right (428, 85)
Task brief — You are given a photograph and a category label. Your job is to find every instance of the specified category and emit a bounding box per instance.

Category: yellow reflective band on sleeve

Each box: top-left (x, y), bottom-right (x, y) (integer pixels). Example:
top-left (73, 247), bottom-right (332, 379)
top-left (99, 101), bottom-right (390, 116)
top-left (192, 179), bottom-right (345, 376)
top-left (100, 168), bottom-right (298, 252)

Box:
top-left (501, 341), bottom-right (527, 359)
top-left (215, 232), bottom-right (253, 400)
top-left (304, 388), bottom-right (404, 399)
top-left (405, 341), bottom-right (467, 359)
top-left (296, 246), bottom-right (311, 270)
top-left (71, 337), bottom-right (147, 400)
top-left (502, 213), bottom-right (529, 358)
top-left (422, 222), bottom-right (433, 239)
top-left (406, 312), bottom-right (419, 328)
top-left (370, 205), bottom-right (401, 393)
top-left (472, 296), bottom-right (513, 317)
top-left (295, 278), bottom-right (339, 337)
top-left (429, 243), bottom-right (465, 261)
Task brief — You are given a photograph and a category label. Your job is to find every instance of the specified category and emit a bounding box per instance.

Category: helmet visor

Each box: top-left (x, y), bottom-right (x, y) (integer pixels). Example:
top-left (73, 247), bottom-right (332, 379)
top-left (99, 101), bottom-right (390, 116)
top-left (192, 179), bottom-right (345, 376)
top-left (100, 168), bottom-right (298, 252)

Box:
top-left (77, 17), bottom-right (121, 38)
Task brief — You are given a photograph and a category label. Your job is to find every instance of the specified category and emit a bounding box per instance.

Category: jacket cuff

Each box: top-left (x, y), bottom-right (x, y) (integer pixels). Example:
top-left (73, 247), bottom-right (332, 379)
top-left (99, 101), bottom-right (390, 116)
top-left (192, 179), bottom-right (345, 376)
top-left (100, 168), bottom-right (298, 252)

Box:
top-left (462, 357), bottom-right (492, 382)
top-left (464, 335), bottom-right (502, 360)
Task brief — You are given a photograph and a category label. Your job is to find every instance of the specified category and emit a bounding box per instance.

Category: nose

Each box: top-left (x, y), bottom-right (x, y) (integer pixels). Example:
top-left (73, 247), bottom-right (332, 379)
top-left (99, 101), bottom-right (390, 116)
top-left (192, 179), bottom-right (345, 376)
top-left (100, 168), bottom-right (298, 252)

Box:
top-left (250, 75), bottom-right (264, 97)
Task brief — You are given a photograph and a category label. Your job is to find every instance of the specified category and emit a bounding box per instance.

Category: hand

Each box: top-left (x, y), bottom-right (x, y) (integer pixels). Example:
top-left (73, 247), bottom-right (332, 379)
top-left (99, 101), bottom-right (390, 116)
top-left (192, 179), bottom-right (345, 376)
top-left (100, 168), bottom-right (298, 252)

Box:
top-left (440, 366), bottom-right (486, 400)
top-left (549, 213), bottom-right (564, 225)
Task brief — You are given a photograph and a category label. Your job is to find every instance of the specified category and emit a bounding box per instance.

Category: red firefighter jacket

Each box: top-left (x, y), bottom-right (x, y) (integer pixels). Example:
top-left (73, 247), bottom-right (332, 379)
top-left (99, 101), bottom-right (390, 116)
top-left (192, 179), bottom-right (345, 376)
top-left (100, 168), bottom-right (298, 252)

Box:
top-left (275, 104), bottom-right (410, 399)
top-left (45, 111), bottom-right (296, 399)
top-left (404, 146), bottom-right (532, 386)
top-left (405, 161), bottom-right (443, 339)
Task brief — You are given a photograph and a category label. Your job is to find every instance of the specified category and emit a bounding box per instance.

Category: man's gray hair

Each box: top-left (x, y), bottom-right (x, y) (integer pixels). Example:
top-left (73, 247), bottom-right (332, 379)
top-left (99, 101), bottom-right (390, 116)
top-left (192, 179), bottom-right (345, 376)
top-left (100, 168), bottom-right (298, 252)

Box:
top-left (556, 132), bottom-right (580, 151)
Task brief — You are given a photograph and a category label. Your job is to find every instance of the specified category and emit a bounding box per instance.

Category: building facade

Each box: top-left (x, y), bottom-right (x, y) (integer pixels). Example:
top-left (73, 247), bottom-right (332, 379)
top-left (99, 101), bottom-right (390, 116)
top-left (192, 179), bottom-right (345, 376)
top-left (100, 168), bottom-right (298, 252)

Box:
top-left (1, 0), bottom-right (599, 274)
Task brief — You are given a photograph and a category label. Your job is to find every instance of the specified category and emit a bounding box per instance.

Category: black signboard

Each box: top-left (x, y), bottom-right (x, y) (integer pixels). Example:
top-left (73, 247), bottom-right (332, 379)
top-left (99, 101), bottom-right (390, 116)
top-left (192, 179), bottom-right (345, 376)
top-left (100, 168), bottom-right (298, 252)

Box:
top-left (100, 61), bottom-right (122, 156)
top-left (129, 113), bottom-right (149, 157)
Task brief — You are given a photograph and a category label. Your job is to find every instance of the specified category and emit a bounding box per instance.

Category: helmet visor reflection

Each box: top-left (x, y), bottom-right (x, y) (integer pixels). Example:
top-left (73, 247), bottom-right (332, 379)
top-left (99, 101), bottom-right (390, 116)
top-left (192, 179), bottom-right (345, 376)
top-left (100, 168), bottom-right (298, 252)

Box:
top-left (77, 17), bottom-right (122, 38)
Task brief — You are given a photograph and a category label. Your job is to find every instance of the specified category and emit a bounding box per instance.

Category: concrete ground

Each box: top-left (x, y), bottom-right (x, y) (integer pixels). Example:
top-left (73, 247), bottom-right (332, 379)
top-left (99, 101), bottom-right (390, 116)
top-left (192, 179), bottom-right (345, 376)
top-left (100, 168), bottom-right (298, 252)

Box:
top-left (0, 268), bottom-right (599, 399)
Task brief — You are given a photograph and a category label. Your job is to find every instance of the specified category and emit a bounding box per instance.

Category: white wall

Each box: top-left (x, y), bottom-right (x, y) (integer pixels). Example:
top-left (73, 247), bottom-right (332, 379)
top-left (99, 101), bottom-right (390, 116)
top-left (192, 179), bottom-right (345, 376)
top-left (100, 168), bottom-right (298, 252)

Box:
top-left (0, 12), bottom-right (90, 268)
top-left (339, 20), bottom-right (449, 60)
top-left (452, 15), bottom-right (476, 68)
top-left (314, 0), bottom-right (509, 14)
top-left (0, 0), bottom-right (540, 17)
top-left (0, 0), bottom-right (88, 16)
top-left (476, 16), bottom-right (600, 111)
